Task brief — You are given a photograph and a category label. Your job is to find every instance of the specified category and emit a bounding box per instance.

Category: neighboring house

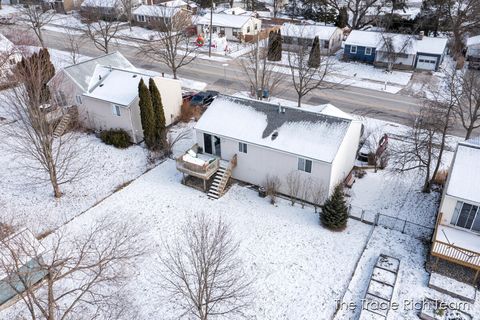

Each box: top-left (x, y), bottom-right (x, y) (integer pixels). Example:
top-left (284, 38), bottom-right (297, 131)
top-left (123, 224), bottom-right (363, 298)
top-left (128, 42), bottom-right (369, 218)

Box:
top-left (177, 96), bottom-right (362, 200)
top-left (344, 30), bottom-right (448, 71)
top-left (466, 35), bottom-right (480, 70)
top-left (80, 0), bottom-right (127, 18)
top-left (132, 5), bottom-right (189, 29)
top-left (50, 52), bottom-right (183, 143)
top-left (0, 228), bottom-right (47, 311)
top-left (196, 13), bottom-right (261, 42)
top-left (281, 23), bottom-right (343, 55)
top-left (0, 33), bottom-right (21, 82)
top-left (431, 138), bottom-right (480, 282)
top-left (44, 0), bottom-right (84, 13)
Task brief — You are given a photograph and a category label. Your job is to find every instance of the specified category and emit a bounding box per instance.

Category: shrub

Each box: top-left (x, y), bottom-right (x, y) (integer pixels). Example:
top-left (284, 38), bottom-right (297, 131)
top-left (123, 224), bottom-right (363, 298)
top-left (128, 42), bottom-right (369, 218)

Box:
top-left (100, 129), bottom-right (132, 149)
top-left (263, 174), bottom-right (281, 205)
top-left (179, 101), bottom-right (203, 122)
top-left (433, 169), bottom-right (448, 186)
top-left (320, 184), bottom-right (349, 230)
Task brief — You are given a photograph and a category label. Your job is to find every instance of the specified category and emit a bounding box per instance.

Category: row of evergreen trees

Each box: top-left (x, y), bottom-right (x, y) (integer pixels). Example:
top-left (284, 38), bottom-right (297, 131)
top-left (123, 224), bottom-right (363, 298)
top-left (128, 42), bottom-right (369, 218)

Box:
top-left (267, 30), bottom-right (322, 68)
top-left (138, 78), bottom-right (166, 150)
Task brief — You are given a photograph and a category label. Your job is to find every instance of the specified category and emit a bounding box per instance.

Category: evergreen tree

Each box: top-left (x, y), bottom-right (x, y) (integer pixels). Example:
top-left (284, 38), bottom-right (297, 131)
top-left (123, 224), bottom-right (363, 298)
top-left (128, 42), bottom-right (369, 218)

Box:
top-left (267, 31), bottom-right (275, 61)
top-left (335, 7), bottom-right (348, 28)
top-left (320, 184), bottom-right (348, 230)
top-left (308, 36), bottom-right (321, 68)
top-left (148, 78), bottom-right (166, 149)
top-left (269, 30), bottom-right (282, 62)
top-left (138, 79), bottom-right (156, 149)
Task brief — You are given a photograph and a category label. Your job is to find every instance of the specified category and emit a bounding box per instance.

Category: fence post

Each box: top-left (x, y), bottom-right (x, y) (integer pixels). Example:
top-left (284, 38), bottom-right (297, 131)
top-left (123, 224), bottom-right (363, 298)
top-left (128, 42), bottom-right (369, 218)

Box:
top-left (374, 213), bottom-right (379, 226)
top-left (361, 210), bottom-right (364, 222)
top-left (402, 220), bottom-right (407, 234)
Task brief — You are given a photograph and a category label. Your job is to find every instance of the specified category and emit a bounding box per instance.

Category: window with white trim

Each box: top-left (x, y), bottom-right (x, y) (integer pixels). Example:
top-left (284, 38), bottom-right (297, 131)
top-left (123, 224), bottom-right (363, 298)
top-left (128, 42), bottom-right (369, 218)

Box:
top-left (238, 142), bottom-right (247, 153)
top-left (350, 45), bottom-right (357, 54)
top-left (451, 201), bottom-right (480, 232)
top-left (298, 158), bottom-right (312, 173)
top-left (112, 105), bottom-right (121, 116)
top-left (247, 26), bottom-right (251, 33)
top-left (75, 95), bottom-right (82, 105)
top-left (365, 47), bottom-right (372, 55)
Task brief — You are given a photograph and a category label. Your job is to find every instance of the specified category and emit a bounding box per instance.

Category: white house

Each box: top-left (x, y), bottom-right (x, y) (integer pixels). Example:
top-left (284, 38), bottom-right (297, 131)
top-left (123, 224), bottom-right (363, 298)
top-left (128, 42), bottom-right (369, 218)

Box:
top-left (132, 5), bottom-right (188, 28)
top-left (0, 33), bottom-right (21, 82)
top-left (196, 13), bottom-right (261, 42)
top-left (431, 138), bottom-right (480, 280)
top-left (466, 35), bottom-right (480, 69)
top-left (51, 52), bottom-right (183, 143)
top-left (281, 23), bottom-right (344, 55)
top-left (344, 30), bottom-right (448, 71)
top-left (176, 96), bottom-right (362, 200)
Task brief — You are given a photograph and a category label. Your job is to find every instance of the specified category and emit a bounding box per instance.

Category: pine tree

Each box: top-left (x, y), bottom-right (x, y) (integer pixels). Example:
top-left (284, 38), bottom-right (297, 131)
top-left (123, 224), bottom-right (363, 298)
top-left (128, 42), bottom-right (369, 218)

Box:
top-left (308, 36), bottom-right (321, 68)
top-left (267, 31), bottom-right (275, 61)
top-left (335, 7), bottom-right (348, 29)
top-left (149, 78), bottom-right (166, 149)
top-left (320, 184), bottom-right (348, 230)
top-left (138, 79), bottom-right (156, 149)
top-left (273, 29), bottom-right (282, 61)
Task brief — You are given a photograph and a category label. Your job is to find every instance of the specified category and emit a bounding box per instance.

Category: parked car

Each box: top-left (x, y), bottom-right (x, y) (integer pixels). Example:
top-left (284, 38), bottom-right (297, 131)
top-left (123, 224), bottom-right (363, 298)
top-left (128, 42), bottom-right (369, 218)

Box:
top-left (190, 90), bottom-right (219, 107)
top-left (182, 91), bottom-right (197, 102)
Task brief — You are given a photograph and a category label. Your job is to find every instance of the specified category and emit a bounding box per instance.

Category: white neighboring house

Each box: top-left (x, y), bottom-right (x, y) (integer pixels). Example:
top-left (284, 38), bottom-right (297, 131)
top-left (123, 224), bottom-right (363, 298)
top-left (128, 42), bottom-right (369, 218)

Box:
top-left (0, 33), bottom-right (21, 82)
top-left (466, 35), bottom-right (480, 69)
top-left (281, 23), bottom-right (344, 55)
top-left (431, 138), bottom-right (480, 278)
top-left (132, 5), bottom-right (186, 29)
top-left (177, 96), bottom-right (362, 200)
top-left (196, 13), bottom-right (261, 42)
top-left (50, 52), bottom-right (182, 143)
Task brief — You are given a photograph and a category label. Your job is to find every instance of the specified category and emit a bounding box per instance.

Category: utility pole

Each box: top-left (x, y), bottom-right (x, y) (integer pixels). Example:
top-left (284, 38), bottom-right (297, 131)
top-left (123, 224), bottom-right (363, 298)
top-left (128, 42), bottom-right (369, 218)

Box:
top-left (208, 0), bottom-right (213, 57)
top-left (255, 33), bottom-right (260, 99)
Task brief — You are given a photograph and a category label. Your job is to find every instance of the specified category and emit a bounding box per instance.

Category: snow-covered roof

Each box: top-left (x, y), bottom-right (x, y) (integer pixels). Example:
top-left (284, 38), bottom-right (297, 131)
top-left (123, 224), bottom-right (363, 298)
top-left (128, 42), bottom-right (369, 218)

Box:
top-left (84, 67), bottom-right (159, 106)
top-left (281, 23), bottom-right (340, 41)
top-left (221, 7), bottom-right (247, 15)
top-left (195, 96), bottom-right (353, 163)
top-left (446, 139), bottom-right (480, 204)
top-left (159, 0), bottom-right (188, 7)
top-left (81, 0), bottom-right (120, 7)
top-left (62, 52), bottom-right (136, 92)
top-left (0, 33), bottom-right (15, 54)
top-left (345, 30), bottom-right (447, 55)
top-left (133, 5), bottom-right (180, 17)
top-left (467, 35), bottom-right (480, 47)
top-left (196, 13), bottom-right (256, 28)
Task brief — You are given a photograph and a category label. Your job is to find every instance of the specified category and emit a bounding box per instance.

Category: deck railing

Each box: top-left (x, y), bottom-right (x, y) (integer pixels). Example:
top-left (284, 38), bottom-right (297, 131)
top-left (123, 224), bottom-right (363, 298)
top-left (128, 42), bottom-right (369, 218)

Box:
top-left (431, 240), bottom-right (480, 270)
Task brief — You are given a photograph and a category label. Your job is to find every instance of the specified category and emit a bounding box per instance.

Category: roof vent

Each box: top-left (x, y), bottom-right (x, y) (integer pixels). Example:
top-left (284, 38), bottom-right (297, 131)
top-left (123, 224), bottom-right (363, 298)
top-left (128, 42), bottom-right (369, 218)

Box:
top-left (133, 74), bottom-right (137, 78)
top-left (99, 84), bottom-right (104, 87)
top-left (98, 75), bottom-right (102, 80)
top-left (277, 103), bottom-right (286, 114)
top-left (271, 131), bottom-right (278, 140)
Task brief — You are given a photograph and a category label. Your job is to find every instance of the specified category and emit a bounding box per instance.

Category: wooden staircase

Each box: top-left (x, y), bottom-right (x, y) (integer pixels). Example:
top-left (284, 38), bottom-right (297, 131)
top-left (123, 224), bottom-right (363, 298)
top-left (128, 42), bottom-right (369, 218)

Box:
top-left (53, 112), bottom-right (72, 138)
top-left (207, 155), bottom-right (237, 199)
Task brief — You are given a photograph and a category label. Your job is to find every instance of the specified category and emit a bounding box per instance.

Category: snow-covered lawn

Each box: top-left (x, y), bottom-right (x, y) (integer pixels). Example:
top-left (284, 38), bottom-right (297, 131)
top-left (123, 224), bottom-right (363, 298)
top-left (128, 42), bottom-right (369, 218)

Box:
top-left (334, 227), bottom-right (480, 320)
top-left (11, 158), bottom-right (373, 319)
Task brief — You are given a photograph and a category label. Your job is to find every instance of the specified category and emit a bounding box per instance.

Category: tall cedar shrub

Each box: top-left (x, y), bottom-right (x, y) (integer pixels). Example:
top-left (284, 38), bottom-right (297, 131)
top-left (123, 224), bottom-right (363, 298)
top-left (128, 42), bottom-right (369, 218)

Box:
top-left (320, 184), bottom-right (348, 230)
top-left (138, 79), bottom-right (156, 149)
top-left (273, 29), bottom-right (282, 61)
top-left (335, 7), bottom-right (348, 28)
top-left (308, 36), bottom-right (321, 68)
top-left (267, 31), bottom-right (275, 61)
top-left (148, 78), bottom-right (166, 149)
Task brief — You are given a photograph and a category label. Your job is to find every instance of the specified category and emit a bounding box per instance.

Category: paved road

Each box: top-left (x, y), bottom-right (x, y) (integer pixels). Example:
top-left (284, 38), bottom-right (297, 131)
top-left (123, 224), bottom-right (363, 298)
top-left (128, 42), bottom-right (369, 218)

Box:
top-left (3, 25), bottom-right (468, 136)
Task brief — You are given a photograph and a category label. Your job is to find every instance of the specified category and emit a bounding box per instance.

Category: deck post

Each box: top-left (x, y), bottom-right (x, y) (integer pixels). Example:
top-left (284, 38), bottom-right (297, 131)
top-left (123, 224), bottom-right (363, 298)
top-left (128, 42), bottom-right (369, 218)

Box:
top-left (474, 270), bottom-right (479, 284)
top-left (203, 179), bottom-right (206, 192)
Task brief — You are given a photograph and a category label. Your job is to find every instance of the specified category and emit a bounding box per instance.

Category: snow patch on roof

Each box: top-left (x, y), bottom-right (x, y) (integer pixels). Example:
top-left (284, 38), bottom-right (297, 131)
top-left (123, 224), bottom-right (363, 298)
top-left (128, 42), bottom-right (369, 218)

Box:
top-left (281, 23), bottom-right (340, 40)
top-left (81, 0), bottom-right (120, 8)
top-left (195, 96), bottom-right (352, 162)
top-left (196, 13), bottom-right (255, 28)
top-left (447, 142), bottom-right (480, 204)
top-left (133, 5), bottom-right (180, 17)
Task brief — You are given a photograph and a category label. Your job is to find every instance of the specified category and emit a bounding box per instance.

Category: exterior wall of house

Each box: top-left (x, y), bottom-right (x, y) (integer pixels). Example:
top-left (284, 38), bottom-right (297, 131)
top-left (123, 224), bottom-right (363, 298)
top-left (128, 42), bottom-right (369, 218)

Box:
top-left (343, 44), bottom-right (376, 63)
top-left (374, 51), bottom-right (415, 70)
top-left (152, 77), bottom-right (183, 126)
top-left (328, 121), bottom-right (363, 195)
top-left (414, 52), bottom-right (443, 71)
top-left (439, 194), bottom-right (461, 225)
top-left (196, 18), bottom-right (261, 42)
top-left (194, 129), bottom-right (333, 201)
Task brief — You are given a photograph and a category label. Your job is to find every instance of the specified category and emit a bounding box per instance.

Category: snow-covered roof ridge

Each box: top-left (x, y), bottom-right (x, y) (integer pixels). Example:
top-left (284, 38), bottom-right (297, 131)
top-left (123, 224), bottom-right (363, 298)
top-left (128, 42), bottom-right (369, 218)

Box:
top-left (195, 95), bottom-right (353, 163)
top-left (281, 23), bottom-right (340, 40)
top-left (133, 5), bottom-right (181, 17)
top-left (446, 140), bottom-right (480, 204)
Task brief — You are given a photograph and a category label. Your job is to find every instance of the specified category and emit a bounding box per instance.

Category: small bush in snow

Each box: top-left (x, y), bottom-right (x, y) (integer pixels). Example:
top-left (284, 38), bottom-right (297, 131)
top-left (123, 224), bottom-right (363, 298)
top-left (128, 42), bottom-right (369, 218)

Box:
top-left (263, 174), bottom-right (281, 205)
top-left (99, 129), bottom-right (132, 149)
top-left (320, 184), bottom-right (348, 231)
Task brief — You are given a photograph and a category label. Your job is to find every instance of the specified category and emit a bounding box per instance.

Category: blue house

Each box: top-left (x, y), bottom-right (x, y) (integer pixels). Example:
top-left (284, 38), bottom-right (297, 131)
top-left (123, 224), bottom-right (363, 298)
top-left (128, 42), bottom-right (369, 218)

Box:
top-left (344, 30), bottom-right (448, 71)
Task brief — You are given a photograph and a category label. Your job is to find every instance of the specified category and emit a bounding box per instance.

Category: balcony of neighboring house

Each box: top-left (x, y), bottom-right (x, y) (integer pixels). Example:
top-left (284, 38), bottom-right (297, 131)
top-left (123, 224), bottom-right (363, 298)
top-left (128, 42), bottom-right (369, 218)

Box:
top-left (431, 213), bottom-right (480, 282)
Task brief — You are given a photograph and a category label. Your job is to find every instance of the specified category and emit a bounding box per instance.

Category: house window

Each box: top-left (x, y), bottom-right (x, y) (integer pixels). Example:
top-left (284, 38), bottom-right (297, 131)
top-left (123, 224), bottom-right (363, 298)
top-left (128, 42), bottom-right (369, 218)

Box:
top-left (232, 28), bottom-right (240, 37)
top-left (112, 105), bottom-right (121, 116)
top-left (219, 27), bottom-right (225, 34)
top-left (247, 26), bottom-right (250, 33)
top-left (238, 142), bottom-right (247, 153)
top-left (254, 23), bottom-right (258, 30)
top-left (350, 45), bottom-right (357, 54)
top-left (55, 91), bottom-right (67, 106)
top-left (298, 158), bottom-right (312, 173)
top-left (75, 95), bottom-right (82, 105)
top-left (323, 40), bottom-right (329, 49)
top-left (451, 201), bottom-right (480, 232)
top-left (138, 15), bottom-right (145, 22)
top-left (365, 47), bottom-right (372, 55)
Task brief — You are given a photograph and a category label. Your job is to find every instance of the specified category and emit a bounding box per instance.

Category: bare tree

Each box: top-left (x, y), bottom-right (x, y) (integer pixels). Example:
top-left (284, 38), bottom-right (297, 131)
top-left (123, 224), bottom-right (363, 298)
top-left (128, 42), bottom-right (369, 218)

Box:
top-left (158, 214), bottom-right (252, 320)
top-left (286, 28), bottom-right (336, 107)
top-left (137, 7), bottom-right (197, 79)
top-left (450, 69), bottom-right (480, 140)
top-left (17, 1), bottom-right (55, 47)
top-left (300, 176), bottom-right (313, 209)
top-left (285, 171), bottom-right (301, 206)
top-left (326, 0), bottom-right (383, 29)
top-left (239, 37), bottom-right (284, 99)
top-left (83, 2), bottom-right (123, 54)
top-left (263, 174), bottom-right (282, 205)
top-left (0, 218), bottom-right (145, 320)
top-left (0, 51), bottom-right (87, 198)
top-left (311, 181), bottom-right (327, 213)
top-left (164, 127), bottom-right (192, 158)
top-left (63, 27), bottom-right (86, 65)
top-left (119, 0), bottom-right (134, 30)
top-left (377, 33), bottom-right (414, 72)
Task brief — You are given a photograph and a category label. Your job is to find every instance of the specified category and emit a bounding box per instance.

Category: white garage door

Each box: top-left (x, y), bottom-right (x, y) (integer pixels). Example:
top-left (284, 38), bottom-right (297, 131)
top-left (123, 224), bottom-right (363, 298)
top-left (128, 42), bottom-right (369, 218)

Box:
top-left (417, 55), bottom-right (438, 70)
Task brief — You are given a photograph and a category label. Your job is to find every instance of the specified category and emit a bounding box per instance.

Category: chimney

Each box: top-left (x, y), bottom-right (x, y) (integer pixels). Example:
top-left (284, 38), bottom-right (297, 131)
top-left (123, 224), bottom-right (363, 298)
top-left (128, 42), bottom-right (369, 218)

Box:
top-left (418, 31), bottom-right (424, 40)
